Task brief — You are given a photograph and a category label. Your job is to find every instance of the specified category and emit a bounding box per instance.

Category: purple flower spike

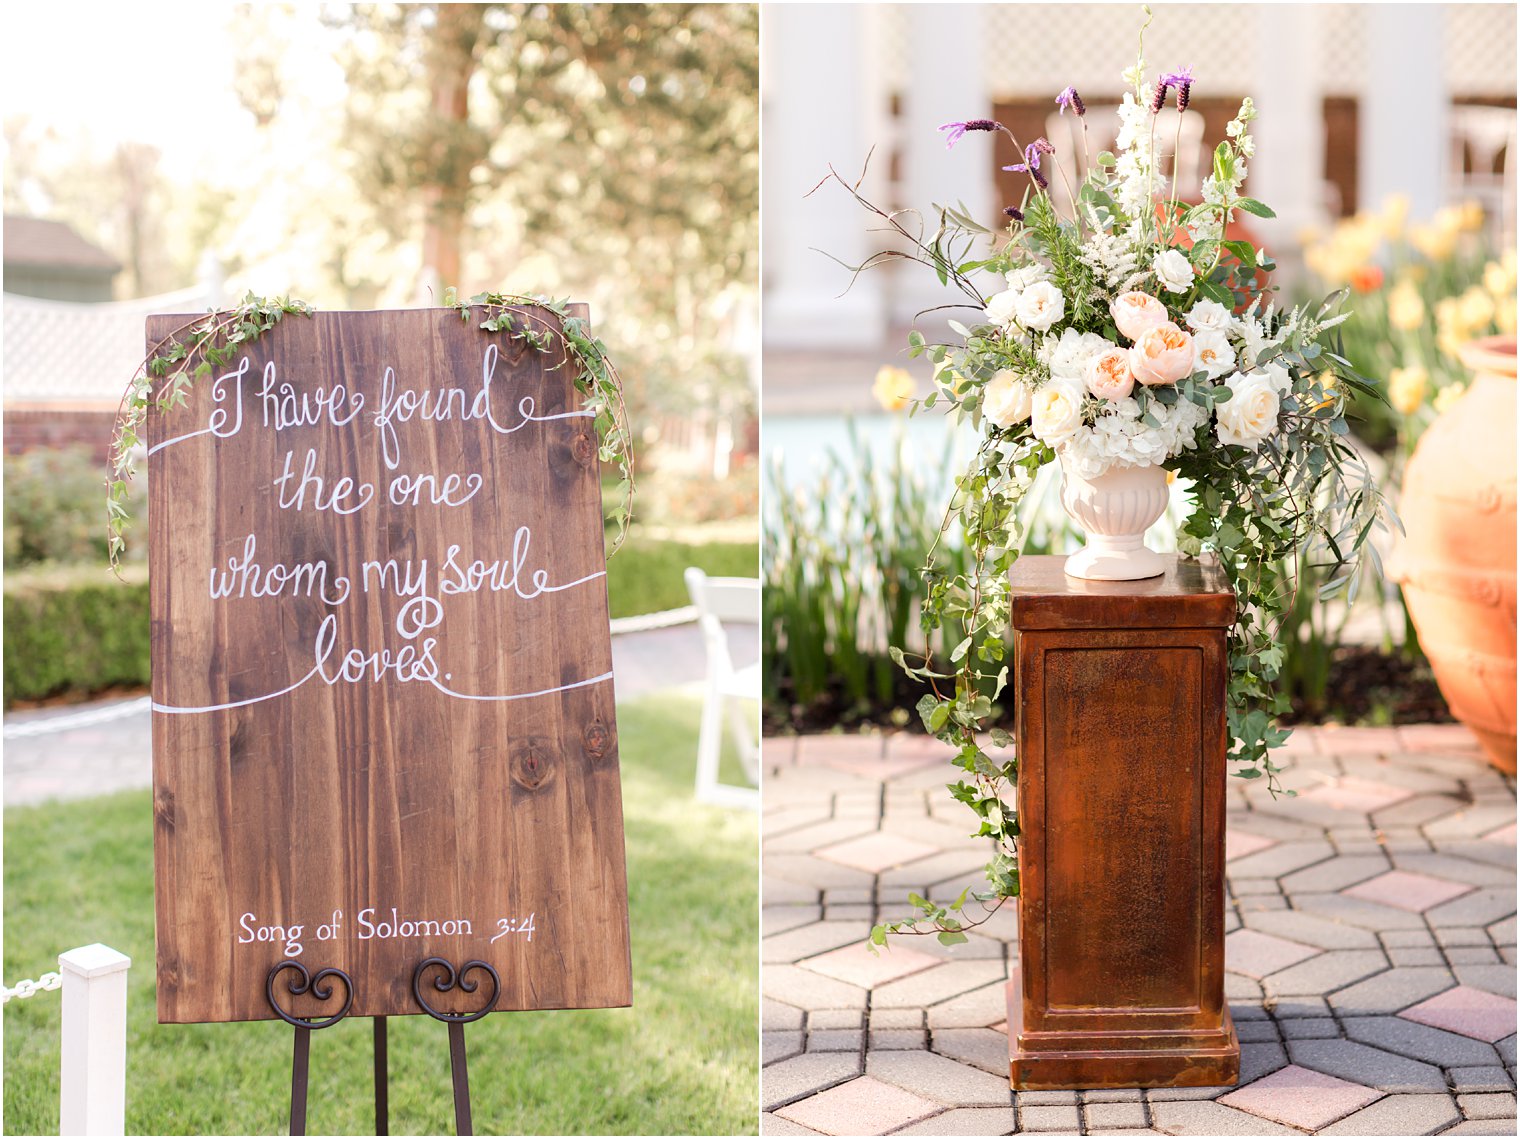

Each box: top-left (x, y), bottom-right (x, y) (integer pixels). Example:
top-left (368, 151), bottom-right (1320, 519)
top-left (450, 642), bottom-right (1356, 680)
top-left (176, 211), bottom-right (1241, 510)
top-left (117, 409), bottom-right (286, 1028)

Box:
top-left (1004, 138), bottom-right (1054, 189)
top-left (1161, 66), bottom-right (1194, 112)
top-left (1003, 205), bottom-right (1024, 221)
top-left (1056, 86), bottom-right (1086, 117)
top-left (1149, 81), bottom-right (1169, 114)
top-left (939, 119), bottom-right (1003, 149)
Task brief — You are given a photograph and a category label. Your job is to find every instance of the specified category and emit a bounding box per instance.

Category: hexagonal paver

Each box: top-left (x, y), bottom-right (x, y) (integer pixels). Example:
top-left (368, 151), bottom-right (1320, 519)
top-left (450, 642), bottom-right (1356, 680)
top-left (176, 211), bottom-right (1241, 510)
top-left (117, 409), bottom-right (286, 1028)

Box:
top-left (1342, 869), bottom-right (1476, 913)
top-left (1301, 776), bottom-right (1413, 812)
top-left (775, 1075), bottom-right (940, 1134)
top-left (1285, 1038), bottom-right (1447, 1092)
top-left (762, 1052), bottom-right (863, 1112)
top-left (868, 1050), bottom-right (1012, 1106)
top-left (1317, 1093), bottom-right (1460, 1136)
top-left (815, 832), bottom-right (940, 873)
top-left (1218, 1063), bottom-right (1381, 1131)
top-left (1400, 985), bottom-right (1519, 1043)
top-left (1225, 928), bottom-right (1322, 979)
top-left (1226, 830), bottom-right (1278, 861)
top-left (799, 940), bottom-right (941, 990)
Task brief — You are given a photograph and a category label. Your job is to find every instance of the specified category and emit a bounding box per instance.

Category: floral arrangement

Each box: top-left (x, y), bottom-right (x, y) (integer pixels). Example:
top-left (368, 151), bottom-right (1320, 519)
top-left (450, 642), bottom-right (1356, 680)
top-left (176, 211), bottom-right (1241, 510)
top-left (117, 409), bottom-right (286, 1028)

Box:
top-left (824, 26), bottom-right (1395, 948)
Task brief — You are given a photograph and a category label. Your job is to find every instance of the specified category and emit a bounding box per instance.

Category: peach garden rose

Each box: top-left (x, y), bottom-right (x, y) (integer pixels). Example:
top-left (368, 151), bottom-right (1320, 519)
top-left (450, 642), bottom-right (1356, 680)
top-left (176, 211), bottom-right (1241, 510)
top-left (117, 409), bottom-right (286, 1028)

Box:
top-left (1085, 347), bottom-right (1135, 401)
top-left (1129, 322), bottom-right (1194, 386)
top-left (1110, 291), bottom-right (1170, 341)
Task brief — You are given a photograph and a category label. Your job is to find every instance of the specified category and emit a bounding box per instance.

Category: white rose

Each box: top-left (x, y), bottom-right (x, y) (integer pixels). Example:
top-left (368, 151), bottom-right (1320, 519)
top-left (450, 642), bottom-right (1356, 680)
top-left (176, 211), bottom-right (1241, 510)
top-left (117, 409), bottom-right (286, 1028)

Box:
top-left (983, 370), bottom-right (1033, 428)
top-left (1184, 299), bottom-right (1232, 333)
top-left (1192, 328), bottom-right (1236, 379)
top-left (1016, 281), bottom-right (1065, 331)
top-left (1216, 370), bottom-right (1282, 450)
top-left (985, 289), bottom-right (1020, 327)
top-left (1153, 249), bottom-right (1195, 294)
top-left (1030, 380), bottom-right (1086, 445)
top-left (1260, 360), bottom-right (1293, 396)
top-left (1005, 264), bottom-right (1050, 292)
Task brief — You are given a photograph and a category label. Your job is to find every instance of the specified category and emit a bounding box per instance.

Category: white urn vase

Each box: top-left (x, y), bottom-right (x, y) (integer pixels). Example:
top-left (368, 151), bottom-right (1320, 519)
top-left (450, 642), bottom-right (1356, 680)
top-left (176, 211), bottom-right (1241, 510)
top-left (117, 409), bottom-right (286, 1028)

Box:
top-left (1059, 459), bottom-right (1170, 581)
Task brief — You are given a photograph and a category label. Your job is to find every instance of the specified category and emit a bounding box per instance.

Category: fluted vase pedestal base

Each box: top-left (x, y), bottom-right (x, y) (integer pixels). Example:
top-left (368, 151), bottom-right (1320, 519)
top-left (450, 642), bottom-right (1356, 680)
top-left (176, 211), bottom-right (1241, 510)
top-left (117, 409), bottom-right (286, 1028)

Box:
top-left (1059, 460), bottom-right (1170, 582)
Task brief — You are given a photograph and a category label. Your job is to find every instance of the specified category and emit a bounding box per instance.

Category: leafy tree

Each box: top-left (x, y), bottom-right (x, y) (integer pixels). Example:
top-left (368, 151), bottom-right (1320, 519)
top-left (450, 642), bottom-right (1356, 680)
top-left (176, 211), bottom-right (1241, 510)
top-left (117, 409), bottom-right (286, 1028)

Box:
top-left (327, 3), bottom-right (759, 418)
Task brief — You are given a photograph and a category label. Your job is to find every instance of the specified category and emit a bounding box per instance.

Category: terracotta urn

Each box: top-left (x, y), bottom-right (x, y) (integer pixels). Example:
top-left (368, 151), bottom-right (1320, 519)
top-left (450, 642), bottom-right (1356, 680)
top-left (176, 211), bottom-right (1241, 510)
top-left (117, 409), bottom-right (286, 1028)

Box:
top-left (1395, 335), bottom-right (1517, 771)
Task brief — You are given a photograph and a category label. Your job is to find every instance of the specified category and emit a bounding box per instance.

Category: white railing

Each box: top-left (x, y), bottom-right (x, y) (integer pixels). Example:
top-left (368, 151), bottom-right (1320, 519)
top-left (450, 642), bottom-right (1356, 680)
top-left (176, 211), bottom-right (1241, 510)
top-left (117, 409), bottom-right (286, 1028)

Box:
top-left (2, 944), bottom-right (131, 1136)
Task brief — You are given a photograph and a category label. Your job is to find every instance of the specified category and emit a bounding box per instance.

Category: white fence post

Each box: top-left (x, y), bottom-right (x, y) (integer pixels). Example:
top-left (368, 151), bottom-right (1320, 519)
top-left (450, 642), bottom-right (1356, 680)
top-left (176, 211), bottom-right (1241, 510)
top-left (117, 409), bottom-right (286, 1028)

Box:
top-left (58, 944), bottom-right (130, 1137)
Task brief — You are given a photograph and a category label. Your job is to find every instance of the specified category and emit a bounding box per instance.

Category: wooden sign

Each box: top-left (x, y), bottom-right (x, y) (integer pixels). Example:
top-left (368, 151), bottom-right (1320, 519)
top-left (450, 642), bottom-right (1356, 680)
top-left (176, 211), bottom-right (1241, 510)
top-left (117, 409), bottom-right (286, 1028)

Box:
top-left (146, 307), bottom-right (631, 1023)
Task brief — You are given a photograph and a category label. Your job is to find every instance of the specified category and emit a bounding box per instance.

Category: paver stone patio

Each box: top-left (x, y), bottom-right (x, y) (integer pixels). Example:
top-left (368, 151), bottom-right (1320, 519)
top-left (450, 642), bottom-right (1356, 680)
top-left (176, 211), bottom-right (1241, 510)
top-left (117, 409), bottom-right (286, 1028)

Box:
top-left (763, 724), bottom-right (1516, 1136)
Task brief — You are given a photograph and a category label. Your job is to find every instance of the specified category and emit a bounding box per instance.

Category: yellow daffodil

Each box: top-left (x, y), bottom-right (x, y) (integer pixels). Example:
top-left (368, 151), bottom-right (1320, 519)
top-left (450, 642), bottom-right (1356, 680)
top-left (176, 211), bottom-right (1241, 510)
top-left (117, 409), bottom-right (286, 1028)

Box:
top-left (1410, 223), bottom-right (1457, 262)
top-left (1387, 280), bottom-right (1426, 331)
top-left (873, 365), bottom-right (915, 411)
top-left (1484, 258), bottom-right (1517, 299)
top-left (1457, 200), bottom-right (1487, 232)
top-left (1379, 194), bottom-right (1410, 241)
top-left (1433, 383), bottom-right (1465, 415)
top-left (1498, 295), bottom-right (1517, 335)
top-left (1459, 285), bottom-right (1496, 330)
top-left (1388, 366), bottom-right (1429, 415)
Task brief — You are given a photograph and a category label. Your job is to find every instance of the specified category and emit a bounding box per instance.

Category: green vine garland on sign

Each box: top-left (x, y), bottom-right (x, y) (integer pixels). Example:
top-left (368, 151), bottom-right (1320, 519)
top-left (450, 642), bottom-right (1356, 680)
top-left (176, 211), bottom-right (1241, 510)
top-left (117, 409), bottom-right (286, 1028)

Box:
top-left (108, 292), bottom-right (314, 573)
top-left (107, 290), bottom-right (636, 572)
top-left (445, 289), bottom-right (636, 554)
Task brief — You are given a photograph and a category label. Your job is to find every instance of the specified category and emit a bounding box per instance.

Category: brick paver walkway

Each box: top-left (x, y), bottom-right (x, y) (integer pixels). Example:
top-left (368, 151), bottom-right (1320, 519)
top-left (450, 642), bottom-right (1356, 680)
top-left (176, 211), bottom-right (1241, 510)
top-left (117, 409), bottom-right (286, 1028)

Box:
top-left (762, 725), bottom-right (1517, 1136)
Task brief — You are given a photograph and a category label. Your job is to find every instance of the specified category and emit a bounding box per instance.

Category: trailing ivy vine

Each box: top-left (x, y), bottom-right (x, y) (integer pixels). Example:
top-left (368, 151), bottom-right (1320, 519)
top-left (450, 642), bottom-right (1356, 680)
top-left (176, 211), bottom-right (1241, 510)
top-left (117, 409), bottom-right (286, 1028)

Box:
top-left (446, 289), bottom-right (636, 553)
top-left (108, 292), bottom-right (314, 573)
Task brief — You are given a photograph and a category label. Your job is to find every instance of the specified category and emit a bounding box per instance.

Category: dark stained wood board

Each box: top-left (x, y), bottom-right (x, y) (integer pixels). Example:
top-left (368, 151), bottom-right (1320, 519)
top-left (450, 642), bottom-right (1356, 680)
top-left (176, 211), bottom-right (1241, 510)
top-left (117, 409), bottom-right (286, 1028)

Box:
top-left (1008, 554), bottom-right (1238, 1089)
top-left (146, 306), bottom-right (631, 1023)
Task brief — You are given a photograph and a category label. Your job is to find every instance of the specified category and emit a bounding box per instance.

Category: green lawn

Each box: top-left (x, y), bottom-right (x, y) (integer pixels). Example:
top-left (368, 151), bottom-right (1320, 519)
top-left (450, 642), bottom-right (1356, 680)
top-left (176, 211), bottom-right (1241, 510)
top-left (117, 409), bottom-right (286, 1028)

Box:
top-left (2, 692), bottom-right (758, 1135)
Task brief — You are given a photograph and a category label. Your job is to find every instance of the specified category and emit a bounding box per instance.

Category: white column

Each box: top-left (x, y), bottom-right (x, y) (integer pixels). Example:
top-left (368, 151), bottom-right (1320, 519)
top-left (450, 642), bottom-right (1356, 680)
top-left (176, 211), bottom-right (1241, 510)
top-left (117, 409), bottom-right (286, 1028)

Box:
top-left (59, 944), bottom-right (131, 1137)
top-left (761, 4), bottom-right (887, 348)
top-left (896, 5), bottom-right (995, 328)
top-left (1361, 4), bottom-right (1447, 220)
top-left (1251, 4), bottom-right (1327, 277)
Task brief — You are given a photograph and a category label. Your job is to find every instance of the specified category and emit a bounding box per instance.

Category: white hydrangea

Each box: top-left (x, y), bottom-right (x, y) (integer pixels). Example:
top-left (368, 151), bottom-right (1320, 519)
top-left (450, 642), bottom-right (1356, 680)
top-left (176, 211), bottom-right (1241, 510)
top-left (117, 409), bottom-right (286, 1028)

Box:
top-left (1057, 393), bottom-right (1210, 479)
top-left (1038, 327), bottom-right (1114, 383)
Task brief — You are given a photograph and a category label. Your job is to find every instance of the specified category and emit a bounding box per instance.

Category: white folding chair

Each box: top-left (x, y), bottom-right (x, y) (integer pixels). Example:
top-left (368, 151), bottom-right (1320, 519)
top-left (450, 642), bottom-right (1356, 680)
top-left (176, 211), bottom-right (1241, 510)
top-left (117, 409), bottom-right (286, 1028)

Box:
top-left (684, 567), bottom-right (760, 810)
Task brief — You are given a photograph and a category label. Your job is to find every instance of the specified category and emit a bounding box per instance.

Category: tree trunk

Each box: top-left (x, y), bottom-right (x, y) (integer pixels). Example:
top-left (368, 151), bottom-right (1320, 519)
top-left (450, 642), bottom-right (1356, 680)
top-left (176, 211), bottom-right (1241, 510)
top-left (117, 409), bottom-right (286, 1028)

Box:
top-left (420, 3), bottom-right (485, 294)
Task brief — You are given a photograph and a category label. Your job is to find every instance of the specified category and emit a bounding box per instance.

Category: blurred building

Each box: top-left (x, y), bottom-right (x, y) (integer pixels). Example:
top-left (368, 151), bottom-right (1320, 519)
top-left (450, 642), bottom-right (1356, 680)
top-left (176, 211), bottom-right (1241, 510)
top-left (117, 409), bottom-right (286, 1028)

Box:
top-left (763, 2), bottom-right (1517, 376)
top-left (3, 220), bottom-right (221, 460)
top-left (4, 215), bottom-right (121, 303)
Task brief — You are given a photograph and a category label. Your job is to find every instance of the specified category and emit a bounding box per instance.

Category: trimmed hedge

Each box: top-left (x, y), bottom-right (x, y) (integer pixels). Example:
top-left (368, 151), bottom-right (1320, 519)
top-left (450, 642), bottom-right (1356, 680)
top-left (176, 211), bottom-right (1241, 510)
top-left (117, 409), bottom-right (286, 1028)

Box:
top-left (3, 540), bottom-right (759, 708)
top-left (604, 538), bottom-right (758, 618)
top-left (4, 565), bottom-right (151, 707)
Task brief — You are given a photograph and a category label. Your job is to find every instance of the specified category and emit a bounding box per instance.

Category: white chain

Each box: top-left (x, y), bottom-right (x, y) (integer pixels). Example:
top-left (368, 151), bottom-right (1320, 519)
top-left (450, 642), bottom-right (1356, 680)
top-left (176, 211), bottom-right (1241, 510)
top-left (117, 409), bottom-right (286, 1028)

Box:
top-left (1, 971), bottom-right (63, 1004)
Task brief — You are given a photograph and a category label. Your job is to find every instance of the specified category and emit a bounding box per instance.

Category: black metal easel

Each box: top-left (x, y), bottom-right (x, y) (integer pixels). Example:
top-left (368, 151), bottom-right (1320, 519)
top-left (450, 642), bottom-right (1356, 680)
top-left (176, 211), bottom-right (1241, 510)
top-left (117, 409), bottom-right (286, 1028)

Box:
top-left (266, 957), bottom-right (500, 1135)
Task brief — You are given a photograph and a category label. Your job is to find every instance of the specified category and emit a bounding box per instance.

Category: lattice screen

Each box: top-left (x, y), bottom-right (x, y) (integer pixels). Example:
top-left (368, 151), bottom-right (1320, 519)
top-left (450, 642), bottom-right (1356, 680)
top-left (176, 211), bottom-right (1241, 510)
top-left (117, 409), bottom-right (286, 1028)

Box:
top-left (878, 4), bottom-right (1512, 99)
top-left (1447, 3), bottom-right (1519, 96)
